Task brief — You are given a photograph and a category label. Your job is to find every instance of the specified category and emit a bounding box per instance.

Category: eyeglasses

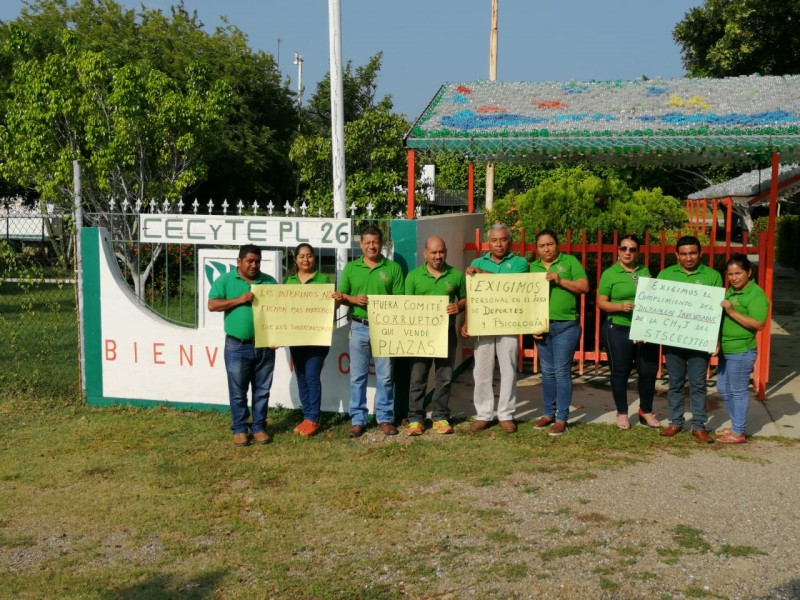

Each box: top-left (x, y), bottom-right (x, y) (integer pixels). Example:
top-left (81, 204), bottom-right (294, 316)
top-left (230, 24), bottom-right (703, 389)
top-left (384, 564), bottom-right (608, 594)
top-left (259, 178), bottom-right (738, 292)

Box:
top-left (619, 246), bottom-right (638, 253)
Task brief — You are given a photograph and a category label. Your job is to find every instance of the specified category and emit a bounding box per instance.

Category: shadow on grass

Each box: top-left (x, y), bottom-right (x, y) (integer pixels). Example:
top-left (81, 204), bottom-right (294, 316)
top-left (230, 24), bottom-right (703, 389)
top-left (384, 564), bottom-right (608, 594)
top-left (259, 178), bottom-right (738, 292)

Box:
top-left (101, 569), bottom-right (227, 600)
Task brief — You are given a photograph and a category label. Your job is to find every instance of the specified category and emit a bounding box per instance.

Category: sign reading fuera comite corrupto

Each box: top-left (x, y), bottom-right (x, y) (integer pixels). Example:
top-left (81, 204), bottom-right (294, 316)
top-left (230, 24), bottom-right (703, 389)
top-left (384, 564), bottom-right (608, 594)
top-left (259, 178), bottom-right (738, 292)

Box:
top-left (367, 295), bottom-right (450, 358)
top-left (466, 273), bottom-right (549, 335)
top-left (139, 214), bottom-right (352, 248)
top-left (629, 277), bottom-right (725, 352)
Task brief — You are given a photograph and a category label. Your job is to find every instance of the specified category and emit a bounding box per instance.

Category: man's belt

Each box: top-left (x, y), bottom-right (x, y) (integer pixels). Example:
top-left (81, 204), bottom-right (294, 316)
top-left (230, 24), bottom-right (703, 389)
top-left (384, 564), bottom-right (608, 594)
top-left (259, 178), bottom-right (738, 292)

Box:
top-left (226, 334), bottom-right (255, 344)
top-left (351, 315), bottom-right (369, 326)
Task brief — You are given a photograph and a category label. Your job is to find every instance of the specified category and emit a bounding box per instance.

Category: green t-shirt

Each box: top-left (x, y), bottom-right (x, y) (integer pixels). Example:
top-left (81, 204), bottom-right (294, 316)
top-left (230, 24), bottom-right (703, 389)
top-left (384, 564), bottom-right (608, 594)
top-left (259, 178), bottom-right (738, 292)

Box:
top-left (284, 271), bottom-right (330, 285)
top-left (530, 253), bottom-right (588, 321)
top-left (470, 251), bottom-right (529, 274)
top-left (405, 263), bottom-right (466, 327)
top-left (721, 280), bottom-right (769, 354)
top-left (339, 256), bottom-right (404, 320)
top-left (208, 270), bottom-right (277, 339)
top-left (598, 262), bottom-right (652, 326)
top-left (657, 263), bottom-right (723, 287)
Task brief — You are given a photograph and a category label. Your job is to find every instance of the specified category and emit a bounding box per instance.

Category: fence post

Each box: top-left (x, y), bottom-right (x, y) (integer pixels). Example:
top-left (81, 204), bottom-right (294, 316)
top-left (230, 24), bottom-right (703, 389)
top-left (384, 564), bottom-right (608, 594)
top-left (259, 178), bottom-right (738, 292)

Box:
top-left (73, 160), bottom-right (86, 400)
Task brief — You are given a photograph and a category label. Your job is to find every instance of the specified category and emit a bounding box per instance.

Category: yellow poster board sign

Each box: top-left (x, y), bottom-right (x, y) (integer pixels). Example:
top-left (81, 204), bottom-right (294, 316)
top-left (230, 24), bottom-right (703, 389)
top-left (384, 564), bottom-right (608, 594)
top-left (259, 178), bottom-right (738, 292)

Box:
top-left (466, 273), bottom-right (549, 335)
top-left (252, 284), bottom-right (335, 347)
top-left (367, 295), bottom-right (450, 357)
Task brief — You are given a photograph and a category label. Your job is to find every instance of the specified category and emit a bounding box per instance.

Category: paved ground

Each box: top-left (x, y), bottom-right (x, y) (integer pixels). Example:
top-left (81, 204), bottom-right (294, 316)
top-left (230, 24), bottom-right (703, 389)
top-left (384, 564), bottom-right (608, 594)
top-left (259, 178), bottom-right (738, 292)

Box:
top-left (446, 264), bottom-right (800, 439)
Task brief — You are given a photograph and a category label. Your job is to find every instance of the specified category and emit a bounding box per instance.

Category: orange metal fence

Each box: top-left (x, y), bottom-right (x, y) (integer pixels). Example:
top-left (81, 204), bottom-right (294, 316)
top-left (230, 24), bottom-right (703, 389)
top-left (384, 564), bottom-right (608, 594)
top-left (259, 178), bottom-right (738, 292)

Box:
top-left (463, 199), bottom-right (772, 399)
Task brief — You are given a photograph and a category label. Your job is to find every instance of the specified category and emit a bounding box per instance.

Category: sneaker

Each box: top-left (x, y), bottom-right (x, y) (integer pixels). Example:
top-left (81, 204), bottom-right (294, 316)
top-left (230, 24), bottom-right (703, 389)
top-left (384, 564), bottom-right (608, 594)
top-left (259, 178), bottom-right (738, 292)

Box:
top-left (233, 432), bottom-right (250, 447)
top-left (534, 416), bottom-right (555, 429)
top-left (549, 421), bottom-right (567, 436)
top-left (431, 420), bottom-right (454, 434)
top-left (407, 421), bottom-right (424, 436)
top-left (298, 421), bottom-right (321, 438)
top-left (252, 431), bottom-right (272, 445)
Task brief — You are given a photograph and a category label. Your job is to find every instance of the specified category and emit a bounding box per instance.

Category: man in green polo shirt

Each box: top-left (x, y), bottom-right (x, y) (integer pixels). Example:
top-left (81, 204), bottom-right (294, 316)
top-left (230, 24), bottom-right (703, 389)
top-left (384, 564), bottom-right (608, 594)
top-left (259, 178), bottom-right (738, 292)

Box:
top-left (208, 244), bottom-right (278, 447)
top-left (461, 223), bottom-right (529, 434)
top-left (333, 225), bottom-right (405, 438)
top-left (404, 236), bottom-right (466, 436)
top-left (657, 235), bottom-right (723, 444)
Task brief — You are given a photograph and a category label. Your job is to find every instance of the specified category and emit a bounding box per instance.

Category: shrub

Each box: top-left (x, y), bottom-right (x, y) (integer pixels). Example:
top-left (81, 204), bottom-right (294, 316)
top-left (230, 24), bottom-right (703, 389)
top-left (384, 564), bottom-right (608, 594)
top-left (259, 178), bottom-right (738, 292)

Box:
top-left (484, 166), bottom-right (686, 241)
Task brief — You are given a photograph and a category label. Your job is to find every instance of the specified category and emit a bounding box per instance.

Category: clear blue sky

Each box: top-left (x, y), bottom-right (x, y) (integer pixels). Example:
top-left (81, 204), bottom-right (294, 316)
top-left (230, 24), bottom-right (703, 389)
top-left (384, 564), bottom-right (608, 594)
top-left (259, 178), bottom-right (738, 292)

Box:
top-left (1, 0), bottom-right (703, 119)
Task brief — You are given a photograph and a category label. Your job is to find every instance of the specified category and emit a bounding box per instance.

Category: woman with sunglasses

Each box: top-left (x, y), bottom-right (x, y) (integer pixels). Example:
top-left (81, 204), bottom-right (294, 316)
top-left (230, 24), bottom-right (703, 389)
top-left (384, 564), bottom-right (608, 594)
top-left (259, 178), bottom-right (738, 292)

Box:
top-left (285, 243), bottom-right (334, 438)
top-left (597, 234), bottom-right (660, 430)
top-left (716, 254), bottom-right (769, 444)
top-left (529, 230), bottom-right (589, 435)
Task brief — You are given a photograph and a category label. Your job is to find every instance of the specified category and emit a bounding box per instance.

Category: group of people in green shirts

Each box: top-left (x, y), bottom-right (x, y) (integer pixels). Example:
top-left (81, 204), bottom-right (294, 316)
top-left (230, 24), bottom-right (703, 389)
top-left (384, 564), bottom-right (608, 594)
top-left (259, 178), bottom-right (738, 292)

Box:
top-left (597, 234), bottom-right (768, 444)
top-left (209, 225), bottom-right (768, 447)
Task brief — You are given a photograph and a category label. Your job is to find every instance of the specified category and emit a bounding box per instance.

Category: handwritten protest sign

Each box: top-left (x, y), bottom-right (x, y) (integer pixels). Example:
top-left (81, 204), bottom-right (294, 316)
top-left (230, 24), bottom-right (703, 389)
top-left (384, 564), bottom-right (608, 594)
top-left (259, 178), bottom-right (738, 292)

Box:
top-left (367, 295), bottom-right (449, 357)
top-left (629, 277), bottom-right (724, 352)
top-left (252, 284), bottom-right (335, 347)
top-left (466, 273), bottom-right (549, 335)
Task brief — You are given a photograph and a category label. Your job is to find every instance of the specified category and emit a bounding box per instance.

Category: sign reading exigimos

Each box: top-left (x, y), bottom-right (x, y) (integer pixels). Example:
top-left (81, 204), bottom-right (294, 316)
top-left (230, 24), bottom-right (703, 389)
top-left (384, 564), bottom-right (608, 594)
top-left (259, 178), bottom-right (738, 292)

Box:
top-left (252, 284), bottom-right (336, 347)
top-left (367, 295), bottom-right (450, 357)
top-left (630, 277), bottom-right (724, 352)
top-left (466, 273), bottom-right (549, 335)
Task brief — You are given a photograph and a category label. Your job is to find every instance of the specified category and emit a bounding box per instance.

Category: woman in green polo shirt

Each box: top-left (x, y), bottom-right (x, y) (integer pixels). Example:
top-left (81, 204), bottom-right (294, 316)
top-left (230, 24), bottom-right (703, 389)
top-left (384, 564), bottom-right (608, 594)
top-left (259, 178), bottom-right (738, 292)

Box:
top-left (597, 234), bottom-right (660, 430)
top-left (285, 243), bottom-right (332, 438)
top-left (529, 230), bottom-right (589, 435)
top-left (716, 254), bottom-right (769, 444)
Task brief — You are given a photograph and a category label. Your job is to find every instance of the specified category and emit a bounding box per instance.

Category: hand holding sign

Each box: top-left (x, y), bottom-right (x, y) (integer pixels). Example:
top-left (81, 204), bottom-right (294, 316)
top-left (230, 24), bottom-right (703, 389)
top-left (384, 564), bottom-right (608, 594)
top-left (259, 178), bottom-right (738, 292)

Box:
top-left (629, 277), bottom-right (724, 352)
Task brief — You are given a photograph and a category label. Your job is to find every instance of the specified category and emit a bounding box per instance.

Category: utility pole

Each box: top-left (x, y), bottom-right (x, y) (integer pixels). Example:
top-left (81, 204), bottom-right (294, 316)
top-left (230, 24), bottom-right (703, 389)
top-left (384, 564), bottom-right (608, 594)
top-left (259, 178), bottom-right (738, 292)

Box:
top-left (293, 52), bottom-right (304, 107)
top-left (328, 0), bottom-right (348, 287)
top-left (485, 0), bottom-right (498, 211)
top-left (276, 37), bottom-right (282, 70)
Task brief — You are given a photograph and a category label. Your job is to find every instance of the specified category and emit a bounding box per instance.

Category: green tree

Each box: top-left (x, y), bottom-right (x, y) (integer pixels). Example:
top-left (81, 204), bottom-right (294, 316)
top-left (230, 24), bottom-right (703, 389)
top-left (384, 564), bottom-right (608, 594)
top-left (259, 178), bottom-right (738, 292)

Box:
top-left (1, 31), bottom-right (229, 288)
top-left (485, 167), bottom-right (687, 241)
top-left (0, 0), bottom-right (299, 205)
top-left (290, 53), bottom-right (410, 218)
top-left (673, 0), bottom-right (800, 77)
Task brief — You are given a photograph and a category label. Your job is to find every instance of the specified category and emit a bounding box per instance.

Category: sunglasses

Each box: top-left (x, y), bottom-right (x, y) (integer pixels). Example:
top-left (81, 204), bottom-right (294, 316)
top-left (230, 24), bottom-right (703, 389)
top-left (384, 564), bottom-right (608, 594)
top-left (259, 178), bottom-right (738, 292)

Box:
top-left (619, 246), bottom-right (638, 253)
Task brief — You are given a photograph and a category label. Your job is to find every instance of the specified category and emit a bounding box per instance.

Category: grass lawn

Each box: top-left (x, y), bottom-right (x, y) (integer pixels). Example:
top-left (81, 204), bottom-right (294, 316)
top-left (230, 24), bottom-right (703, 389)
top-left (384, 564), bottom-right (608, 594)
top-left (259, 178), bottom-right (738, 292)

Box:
top-left (0, 394), bottom-right (717, 600)
top-left (0, 280), bottom-right (79, 399)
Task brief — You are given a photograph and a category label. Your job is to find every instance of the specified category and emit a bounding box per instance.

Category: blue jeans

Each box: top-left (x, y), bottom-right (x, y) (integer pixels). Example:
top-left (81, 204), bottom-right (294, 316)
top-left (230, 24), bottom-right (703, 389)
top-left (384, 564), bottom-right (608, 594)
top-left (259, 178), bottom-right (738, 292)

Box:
top-left (289, 345), bottom-right (330, 423)
top-left (224, 337), bottom-right (276, 434)
top-left (601, 320), bottom-right (658, 414)
top-left (537, 320), bottom-right (581, 422)
top-left (664, 347), bottom-right (710, 430)
top-left (716, 349), bottom-right (757, 435)
top-left (349, 321), bottom-right (394, 426)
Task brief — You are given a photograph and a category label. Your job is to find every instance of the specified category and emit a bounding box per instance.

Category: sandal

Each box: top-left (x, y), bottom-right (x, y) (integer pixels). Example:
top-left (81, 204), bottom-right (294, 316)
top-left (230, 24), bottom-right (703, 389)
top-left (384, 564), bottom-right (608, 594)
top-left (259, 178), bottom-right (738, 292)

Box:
top-left (716, 432), bottom-right (746, 444)
top-left (637, 409), bottom-right (661, 428)
top-left (714, 427), bottom-right (732, 436)
top-left (616, 414), bottom-right (630, 430)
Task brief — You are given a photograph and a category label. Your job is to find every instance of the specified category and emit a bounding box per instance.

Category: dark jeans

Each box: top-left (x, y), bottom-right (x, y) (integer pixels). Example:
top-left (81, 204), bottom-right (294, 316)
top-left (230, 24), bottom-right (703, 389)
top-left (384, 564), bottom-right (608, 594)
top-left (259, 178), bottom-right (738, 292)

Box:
top-left (601, 320), bottom-right (658, 414)
top-left (289, 345), bottom-right (330, 423)
top-left (407, 328), bottom-right (457, 422)
top-left (664, 346), bottom-right (710, 430)
top-left (537, 320), bottom-right (581, 422)
top-left (224, 337), bottom-right (276, 434)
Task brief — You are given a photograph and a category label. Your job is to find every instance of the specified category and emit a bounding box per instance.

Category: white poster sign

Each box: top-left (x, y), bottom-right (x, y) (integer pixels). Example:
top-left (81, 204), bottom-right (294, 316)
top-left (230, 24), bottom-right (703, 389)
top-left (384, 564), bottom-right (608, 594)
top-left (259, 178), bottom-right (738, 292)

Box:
top-left (630, 277), bottom-right (724, 352)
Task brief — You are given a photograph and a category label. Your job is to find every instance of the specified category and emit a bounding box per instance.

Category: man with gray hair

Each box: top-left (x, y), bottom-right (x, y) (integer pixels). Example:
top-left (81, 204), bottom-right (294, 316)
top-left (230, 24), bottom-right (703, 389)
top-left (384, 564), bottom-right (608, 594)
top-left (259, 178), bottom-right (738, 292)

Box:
top-left (461, 224), bottom-right (529, 433)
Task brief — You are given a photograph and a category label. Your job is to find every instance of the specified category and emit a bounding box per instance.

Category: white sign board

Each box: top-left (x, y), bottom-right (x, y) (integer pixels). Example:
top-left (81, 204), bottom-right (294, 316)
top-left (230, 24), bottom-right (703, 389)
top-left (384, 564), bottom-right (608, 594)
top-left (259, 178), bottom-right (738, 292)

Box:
top-left (140, 214), bottom-right (352, 248)
top-left (630, 277), bottom-right (725, 352)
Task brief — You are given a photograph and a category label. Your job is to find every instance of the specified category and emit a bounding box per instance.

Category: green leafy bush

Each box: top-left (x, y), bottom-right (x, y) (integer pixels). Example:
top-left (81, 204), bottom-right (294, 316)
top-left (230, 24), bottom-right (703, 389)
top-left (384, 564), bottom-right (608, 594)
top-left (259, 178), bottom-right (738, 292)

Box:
top-left (485, 166), bottom-right (687, 241)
